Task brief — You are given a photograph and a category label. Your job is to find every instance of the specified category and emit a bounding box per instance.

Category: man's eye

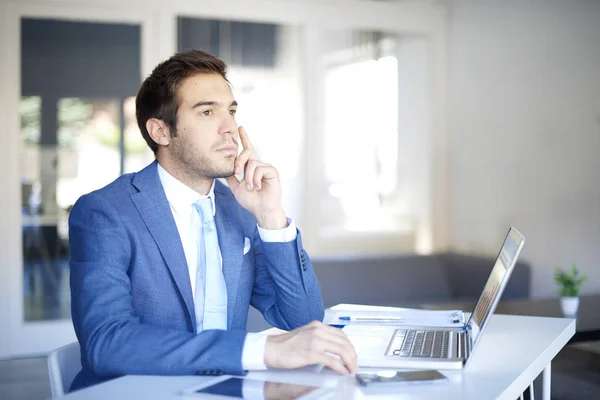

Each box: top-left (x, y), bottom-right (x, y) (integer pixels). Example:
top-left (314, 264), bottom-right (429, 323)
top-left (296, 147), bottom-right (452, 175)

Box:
top-left (201, 110), bottom-right (213, 116)
top-left (229, 109), bottom-right (237, 116)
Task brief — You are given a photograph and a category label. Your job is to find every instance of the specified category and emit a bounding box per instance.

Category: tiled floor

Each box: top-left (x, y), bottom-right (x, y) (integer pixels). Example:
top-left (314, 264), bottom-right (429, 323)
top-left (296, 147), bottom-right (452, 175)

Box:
top-left (1, 345), bottom-right (599, 400)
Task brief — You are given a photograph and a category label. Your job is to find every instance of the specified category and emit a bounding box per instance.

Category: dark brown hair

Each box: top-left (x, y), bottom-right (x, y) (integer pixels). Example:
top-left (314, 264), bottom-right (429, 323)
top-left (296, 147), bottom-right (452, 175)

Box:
top-left (135, 50), bottom-right (228, 154)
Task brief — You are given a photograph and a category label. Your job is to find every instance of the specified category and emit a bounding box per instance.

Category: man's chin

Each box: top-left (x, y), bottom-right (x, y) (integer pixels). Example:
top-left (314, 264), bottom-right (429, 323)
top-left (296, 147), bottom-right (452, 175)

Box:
top-left (211, 167), bottom-right (236, 179)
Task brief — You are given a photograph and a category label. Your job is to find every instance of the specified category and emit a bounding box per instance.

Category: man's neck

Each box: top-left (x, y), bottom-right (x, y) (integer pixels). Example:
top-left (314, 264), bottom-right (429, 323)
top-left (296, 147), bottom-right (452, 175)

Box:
top-left (156, 156), bottom-right (213, 196)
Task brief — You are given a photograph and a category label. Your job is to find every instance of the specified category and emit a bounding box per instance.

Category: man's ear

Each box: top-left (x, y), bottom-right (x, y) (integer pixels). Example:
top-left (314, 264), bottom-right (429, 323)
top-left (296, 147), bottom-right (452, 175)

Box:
top-left (146, 118), bottom-right (172, 147)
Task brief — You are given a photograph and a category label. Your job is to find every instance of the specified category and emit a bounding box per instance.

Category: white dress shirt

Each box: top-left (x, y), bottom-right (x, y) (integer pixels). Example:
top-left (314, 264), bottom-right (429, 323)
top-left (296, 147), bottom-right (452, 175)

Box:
top-left (157, 164), bottom-right (297, 370)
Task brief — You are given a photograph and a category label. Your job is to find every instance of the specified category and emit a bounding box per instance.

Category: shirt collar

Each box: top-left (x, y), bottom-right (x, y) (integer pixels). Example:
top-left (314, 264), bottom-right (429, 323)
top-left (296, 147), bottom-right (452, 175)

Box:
top-left (157, 162), bottom-right (216, 216)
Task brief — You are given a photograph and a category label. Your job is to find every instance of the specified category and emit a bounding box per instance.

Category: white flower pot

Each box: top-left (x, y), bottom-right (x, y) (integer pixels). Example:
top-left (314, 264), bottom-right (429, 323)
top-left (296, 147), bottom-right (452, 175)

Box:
top-left (560, 296), bottom-right (580, 316)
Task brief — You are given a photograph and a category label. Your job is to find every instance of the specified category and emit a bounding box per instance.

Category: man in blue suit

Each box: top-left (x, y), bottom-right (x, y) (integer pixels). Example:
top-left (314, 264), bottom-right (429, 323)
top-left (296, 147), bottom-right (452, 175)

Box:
top-left (69, 49), bottom-right (357, 392)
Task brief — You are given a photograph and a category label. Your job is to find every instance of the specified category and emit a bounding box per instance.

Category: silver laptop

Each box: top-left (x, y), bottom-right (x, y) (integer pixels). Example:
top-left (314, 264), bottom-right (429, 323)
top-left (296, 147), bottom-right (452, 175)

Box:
top-left (351, 227), bottom-right (525, 370)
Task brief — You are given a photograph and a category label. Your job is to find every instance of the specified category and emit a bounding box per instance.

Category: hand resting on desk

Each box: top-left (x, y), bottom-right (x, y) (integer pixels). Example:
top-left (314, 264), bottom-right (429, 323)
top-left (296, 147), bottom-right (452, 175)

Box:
top-left (264, 320), bottom-right (358, 375)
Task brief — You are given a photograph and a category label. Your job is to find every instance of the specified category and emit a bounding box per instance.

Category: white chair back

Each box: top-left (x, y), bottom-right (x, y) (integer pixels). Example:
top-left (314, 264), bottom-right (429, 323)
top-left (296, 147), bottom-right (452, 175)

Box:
top-left (47, 342), bottom-right (81, 398)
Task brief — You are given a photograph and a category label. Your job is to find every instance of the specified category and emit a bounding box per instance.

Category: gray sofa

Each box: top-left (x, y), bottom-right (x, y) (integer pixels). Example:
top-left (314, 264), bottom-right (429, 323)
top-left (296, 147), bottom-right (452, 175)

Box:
top-left (246, 252), bottom-right (531, 332)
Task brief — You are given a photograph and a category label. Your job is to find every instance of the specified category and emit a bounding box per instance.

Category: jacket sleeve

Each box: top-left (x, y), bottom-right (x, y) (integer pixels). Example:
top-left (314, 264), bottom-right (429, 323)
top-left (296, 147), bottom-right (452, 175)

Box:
top-left (249, 229), bottom-right (325, 331)
top-left (69, 193), bottom-right (247, 378)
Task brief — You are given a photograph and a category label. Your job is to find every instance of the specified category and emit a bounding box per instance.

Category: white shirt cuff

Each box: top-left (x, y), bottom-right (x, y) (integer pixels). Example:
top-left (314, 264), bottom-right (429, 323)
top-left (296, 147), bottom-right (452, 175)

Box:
top-left (241, 333), bottom-right (268, 371)
top-left (257, 218), bottom-right (297, 243)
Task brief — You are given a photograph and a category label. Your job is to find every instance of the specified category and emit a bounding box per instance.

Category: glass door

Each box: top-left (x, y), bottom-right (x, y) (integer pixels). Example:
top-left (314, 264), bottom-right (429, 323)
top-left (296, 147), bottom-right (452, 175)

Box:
top-left (0, 3), bottom-right (154, 356)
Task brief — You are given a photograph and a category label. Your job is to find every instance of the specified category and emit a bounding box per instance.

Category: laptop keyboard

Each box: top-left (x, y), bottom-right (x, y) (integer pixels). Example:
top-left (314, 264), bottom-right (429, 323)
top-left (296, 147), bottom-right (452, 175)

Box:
top-left (386, 329), bottom-right (450, 358)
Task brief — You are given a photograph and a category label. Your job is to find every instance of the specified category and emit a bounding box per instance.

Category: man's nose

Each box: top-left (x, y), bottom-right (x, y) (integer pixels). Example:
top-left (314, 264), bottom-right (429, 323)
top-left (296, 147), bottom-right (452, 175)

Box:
top-left (219, 114), bottom-right (238, 136)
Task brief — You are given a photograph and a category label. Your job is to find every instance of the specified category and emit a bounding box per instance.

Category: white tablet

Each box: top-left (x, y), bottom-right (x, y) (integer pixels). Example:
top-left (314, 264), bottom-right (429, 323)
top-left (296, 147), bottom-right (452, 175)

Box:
top-left (179, 376), bottom-right (333, 399)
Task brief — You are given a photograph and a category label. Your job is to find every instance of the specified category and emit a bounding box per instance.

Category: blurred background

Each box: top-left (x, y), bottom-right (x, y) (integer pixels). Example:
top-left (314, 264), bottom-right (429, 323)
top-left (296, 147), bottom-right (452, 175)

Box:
top-left (0, 0), bottom-right (599, 399)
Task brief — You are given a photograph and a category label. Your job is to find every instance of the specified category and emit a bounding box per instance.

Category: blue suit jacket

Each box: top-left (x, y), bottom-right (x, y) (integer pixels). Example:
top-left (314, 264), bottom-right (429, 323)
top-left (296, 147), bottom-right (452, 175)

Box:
top-left (68, 161), bottom-right (324, 391)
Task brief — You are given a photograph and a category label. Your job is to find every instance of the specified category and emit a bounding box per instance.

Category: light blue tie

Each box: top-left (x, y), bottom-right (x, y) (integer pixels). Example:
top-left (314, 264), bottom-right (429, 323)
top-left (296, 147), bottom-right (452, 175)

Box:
top-left (193, 198), bottom-right (228, 333)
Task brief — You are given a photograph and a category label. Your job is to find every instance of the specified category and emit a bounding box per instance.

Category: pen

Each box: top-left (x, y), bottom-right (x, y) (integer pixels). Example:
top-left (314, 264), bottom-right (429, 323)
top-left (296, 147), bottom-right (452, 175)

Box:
top-left (339, 316), bottom-right (403, 322)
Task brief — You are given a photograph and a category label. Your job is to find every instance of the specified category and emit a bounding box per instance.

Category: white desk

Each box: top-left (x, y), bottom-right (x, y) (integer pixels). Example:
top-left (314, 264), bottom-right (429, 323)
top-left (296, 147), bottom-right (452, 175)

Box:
top-left (59, 313), bottom-right (575, 400)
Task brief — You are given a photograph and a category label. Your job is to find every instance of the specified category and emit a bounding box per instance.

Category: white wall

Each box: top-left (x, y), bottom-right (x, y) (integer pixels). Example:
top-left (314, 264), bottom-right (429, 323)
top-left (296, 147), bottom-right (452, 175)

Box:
top-left (449, 0), bottom-right (600, 297)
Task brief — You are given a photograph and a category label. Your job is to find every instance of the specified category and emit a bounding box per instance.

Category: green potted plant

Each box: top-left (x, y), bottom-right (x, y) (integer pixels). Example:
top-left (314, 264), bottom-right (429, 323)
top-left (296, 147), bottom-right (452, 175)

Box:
top-left (554, 263), bottom-right (587, 315)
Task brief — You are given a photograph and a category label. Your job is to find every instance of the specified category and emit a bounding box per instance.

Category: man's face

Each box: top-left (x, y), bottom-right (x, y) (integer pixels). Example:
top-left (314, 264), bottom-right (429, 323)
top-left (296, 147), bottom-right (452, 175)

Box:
top-left (167, 73), bottom-right (239, 179)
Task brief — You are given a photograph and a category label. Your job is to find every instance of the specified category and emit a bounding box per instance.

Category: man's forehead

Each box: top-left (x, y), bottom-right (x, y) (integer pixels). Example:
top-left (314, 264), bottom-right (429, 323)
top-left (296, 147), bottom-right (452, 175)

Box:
top-left (178, 73), bottom-right (234, 104)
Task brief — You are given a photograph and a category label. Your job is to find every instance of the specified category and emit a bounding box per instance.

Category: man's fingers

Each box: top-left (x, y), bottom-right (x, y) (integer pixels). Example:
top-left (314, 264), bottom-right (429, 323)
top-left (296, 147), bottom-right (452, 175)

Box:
top-left (244, 159), bottom-right (260, 190)
top-left (233, 157), bottom-right (275, 191)
top-left (314, 337), bottom-right (357, 374)
top-left (234, 148), bottom-right (253, 175)
top-left (253, 168), bottom-right (265, 191)
top-left (265, 325), bottom-right (358, 375)
top-left (239, 126), bottom-right (253, 151)
top-left (315, 351), bottom-right (349, 375)
top-left (253, 166), bottom-right (276, 191)
top-left (225, 175), bottom-right (240, 189)
top-left (327, 341), bottom-right (358, 373)
top-left (343, 348), bottom-right (358, 373)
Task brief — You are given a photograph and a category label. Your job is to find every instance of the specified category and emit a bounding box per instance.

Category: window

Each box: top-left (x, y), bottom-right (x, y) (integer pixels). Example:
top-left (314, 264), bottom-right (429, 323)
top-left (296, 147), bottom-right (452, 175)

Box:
top-left (323, 55), bottom-right (403, 233)
top-left (311, 30), bottom-right (431, 255)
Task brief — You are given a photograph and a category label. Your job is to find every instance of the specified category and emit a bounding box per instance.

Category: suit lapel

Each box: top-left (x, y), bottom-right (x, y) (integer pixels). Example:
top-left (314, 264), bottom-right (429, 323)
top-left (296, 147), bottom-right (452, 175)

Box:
top-left (130, 161), bottom-right (196, 328)
top-left (214, 182), bottom-right (244, 329)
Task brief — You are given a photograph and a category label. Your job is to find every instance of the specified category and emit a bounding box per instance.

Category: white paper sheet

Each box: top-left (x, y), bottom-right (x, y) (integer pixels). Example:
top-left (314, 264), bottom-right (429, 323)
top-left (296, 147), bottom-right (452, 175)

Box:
top-left (325, 303), bottom-right (465, 328)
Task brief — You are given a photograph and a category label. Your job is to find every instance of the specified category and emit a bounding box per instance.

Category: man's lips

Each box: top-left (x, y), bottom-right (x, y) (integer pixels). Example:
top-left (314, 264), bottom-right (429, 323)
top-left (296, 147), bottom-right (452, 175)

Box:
top-left (216, 146), bottom-right (237, 154)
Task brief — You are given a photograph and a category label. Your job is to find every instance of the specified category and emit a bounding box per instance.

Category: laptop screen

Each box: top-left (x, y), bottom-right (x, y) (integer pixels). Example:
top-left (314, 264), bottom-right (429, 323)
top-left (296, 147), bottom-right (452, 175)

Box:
top-left (466, 227), bottom-right (525, 344)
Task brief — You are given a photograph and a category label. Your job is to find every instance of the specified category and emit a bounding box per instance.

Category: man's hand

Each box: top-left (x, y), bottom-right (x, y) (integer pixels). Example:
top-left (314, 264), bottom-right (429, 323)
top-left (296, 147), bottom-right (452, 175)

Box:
top-left (264, 321), bottom-right (358, 375)
top-left (225, 126), bottom-right (287, 230)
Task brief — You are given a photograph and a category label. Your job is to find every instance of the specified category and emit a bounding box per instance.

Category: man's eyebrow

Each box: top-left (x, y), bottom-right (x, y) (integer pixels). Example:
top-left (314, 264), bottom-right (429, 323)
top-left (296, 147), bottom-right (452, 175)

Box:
top-left (191, 100), bottom-right (238, 109)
